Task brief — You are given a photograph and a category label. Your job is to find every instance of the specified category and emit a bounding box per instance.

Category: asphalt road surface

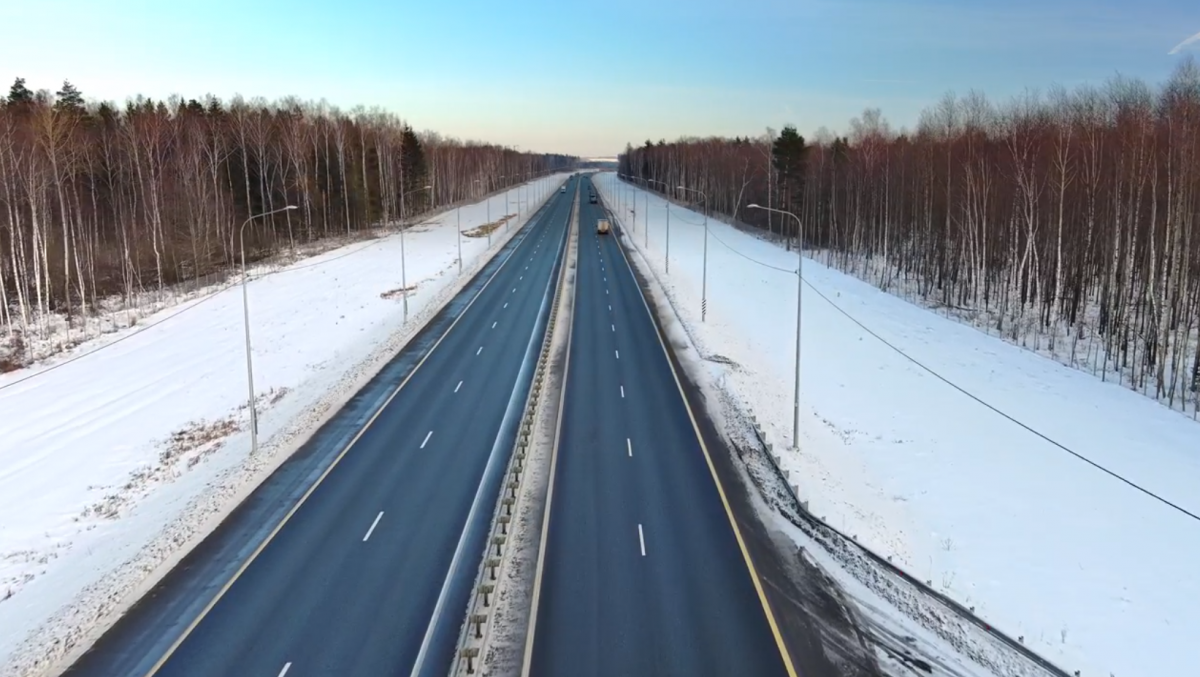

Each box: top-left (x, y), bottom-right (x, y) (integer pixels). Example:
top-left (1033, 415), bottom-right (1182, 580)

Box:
top-left (65, 178), bottom-right (577, 677)
top-left (525, 177), bottom-right (796, 677)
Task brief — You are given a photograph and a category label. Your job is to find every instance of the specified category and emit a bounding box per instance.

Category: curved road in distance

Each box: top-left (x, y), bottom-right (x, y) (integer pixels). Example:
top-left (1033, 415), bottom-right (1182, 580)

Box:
top-left (65, 178), bottom-right (578, 677)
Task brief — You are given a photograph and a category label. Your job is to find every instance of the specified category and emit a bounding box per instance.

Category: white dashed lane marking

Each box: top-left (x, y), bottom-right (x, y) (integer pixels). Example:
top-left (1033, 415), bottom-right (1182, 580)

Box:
top-left (362, 512), bottom-right (384, 542)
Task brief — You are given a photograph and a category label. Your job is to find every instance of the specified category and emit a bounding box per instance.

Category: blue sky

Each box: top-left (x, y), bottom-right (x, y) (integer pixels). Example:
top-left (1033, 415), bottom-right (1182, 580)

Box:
top-left (1, 0), bottom-right (1196, 157)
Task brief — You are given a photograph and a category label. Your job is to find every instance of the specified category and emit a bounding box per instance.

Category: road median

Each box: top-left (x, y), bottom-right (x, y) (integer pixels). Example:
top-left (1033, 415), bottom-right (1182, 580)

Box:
top-left (450, 183), bottom-right (580, 677)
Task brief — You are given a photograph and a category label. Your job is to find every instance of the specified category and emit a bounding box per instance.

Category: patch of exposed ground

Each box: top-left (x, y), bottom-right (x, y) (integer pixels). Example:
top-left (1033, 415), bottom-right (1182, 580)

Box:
top-left (380, 285), bottom-right (419, 300)
top-left (81, 388), bottom-right (290, 522)
top-left (463, 215), bottom-right (515, 238)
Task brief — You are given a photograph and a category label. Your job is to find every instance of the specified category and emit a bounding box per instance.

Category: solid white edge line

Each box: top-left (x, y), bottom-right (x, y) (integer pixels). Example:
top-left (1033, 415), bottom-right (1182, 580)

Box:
top-left (638, 524), bottom-right (646, 556)
top-left (278, 662), bottom-right (292, 677)
top-left (455, 380), bottom-right (463, 393)
top-left (363, 511), bottom-right (384, 542)
top-left (421, 430), bottom-right (433, 449)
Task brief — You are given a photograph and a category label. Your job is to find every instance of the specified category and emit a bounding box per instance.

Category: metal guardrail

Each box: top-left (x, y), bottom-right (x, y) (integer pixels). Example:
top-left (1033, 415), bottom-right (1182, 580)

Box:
top-left (449, 186), bottom-right (577, 677)
top-left (743, 420), bottom-right (1072, 677)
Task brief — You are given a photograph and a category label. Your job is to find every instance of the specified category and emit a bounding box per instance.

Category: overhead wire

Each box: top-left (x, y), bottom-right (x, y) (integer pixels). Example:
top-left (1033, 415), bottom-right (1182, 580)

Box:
top-left (612, 173), bottom-right (1199, 523)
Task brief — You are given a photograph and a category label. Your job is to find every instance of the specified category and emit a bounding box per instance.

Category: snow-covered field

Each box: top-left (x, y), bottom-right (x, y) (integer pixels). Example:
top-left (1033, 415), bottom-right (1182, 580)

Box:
top-left (0, 174), bottom-right (567, 675)
top-left (593, 172), bottom-right (1200, 677)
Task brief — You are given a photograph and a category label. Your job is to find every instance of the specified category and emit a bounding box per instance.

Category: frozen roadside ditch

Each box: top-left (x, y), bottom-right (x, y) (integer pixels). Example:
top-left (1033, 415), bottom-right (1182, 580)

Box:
top-left (0, 174), bottom-right (569, 677)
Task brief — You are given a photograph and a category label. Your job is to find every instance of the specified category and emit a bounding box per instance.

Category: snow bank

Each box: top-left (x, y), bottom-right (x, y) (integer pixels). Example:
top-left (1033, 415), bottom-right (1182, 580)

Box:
top-left (0, 175), bottom-right (568, 675)
top-left (593, 173), bottom-right (1200, 677)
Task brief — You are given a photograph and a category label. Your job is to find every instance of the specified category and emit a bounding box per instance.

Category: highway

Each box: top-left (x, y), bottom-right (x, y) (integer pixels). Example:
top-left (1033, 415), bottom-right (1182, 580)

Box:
top-left (65, 178), bottom-right (578, 677)
top-left (525, 176), bottom-right (797, 677)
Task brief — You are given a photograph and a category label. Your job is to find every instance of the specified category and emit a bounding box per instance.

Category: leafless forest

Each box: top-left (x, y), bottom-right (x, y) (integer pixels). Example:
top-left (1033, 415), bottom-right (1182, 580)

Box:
top-left (620, 60), bottom-right (1200, 414)
top-left (0, 79), bottom-right (573, 369)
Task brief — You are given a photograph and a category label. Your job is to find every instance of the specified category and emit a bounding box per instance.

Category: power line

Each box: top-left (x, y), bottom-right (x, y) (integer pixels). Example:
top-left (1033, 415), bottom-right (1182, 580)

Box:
top-left (705, 226), bottom-right (797, 275)
top-left (803, 277), bottom-right (1200, 524)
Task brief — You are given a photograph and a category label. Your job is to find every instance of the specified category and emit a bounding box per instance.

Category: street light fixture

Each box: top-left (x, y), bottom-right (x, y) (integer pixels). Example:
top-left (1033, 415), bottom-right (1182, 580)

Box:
top-left (399, 184), bottom-right (433, 319)
top-left (748, 203), bottom-right (804, 450)
top-left (677, 185), bottom-right (710, 322)
top-left (239, 204), bottom-right (298, 456)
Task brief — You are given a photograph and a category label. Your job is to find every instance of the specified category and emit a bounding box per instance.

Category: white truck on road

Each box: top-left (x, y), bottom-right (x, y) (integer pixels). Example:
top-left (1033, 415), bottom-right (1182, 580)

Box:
top-left (596, 218), bottom-right (611, 235)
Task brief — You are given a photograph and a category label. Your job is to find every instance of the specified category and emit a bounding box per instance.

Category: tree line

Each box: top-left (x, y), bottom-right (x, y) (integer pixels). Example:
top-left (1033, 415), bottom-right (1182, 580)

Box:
top-left (619, 59), bottom-right (1200, 414)
top-left (0, 78), bottom-right (574, 366)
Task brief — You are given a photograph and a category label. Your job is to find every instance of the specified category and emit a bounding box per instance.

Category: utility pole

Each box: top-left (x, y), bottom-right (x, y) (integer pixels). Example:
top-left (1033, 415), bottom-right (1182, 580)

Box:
top-left (677, 185), bottom-right (709, 322)
top-left (748, 203), bottom-right (804, 450)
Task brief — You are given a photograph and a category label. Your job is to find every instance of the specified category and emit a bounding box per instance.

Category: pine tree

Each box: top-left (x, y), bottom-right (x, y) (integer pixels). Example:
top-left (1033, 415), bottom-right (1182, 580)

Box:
top-left (7, 77), bottom-right (33, 107)
top-left (400, 125), bottom-right (428, 212)
top-left (54, 80), bottom-right (85, 114)
top-left (772, 124), bottom-right (808, 246)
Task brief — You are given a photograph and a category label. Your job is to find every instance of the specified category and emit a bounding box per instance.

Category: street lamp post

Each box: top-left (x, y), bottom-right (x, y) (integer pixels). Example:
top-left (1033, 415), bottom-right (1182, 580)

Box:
top-left (748, 203), bottom-right (804, 449)
top-left (474, 179), bottom-right (492, 246)
top-left (400, 184), bottom-right (433, 319)
top-left (239, 204), bottom-right (298, 455)
top-left (677, 185), bottom-right (709, 322)
top-left (640, 179), bottom-right (648, 250)
top-left (496, 175), bottom-right (508, 231)
top-left (645, 178), bottom-right (671, 274)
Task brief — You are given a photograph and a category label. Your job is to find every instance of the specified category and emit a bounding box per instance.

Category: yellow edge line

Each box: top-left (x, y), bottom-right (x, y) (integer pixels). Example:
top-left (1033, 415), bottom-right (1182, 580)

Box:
top-left (142, 193), bottom-right (557, 677)
top-left (609, 199), bottom-right (801, 677)
top-left (519, 184), bottom-right (578, 677)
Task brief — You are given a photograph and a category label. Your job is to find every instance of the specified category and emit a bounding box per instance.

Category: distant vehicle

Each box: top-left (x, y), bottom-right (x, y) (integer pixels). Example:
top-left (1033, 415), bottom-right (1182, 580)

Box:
top-left (560, 186), bottom-right (566, 193)
top-left (588, 194), bottom-right (597, 204)
top-left (597, 218), bottom-right (611, 235)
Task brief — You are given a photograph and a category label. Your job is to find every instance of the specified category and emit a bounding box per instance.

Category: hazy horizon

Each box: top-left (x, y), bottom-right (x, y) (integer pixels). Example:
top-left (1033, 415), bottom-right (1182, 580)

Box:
top-left (1, 0), bottom-right (1196, 157)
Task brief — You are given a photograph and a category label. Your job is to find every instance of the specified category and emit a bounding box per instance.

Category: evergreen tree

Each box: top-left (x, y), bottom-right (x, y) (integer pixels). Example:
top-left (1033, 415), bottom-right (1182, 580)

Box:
top-left (54, 80), bottom-right (85, 114)
top-left (400, 125), bottom-right (428, 213)
top-left (772, 125), bottom-right (808, 193)
top-left (772, 124), bottom-right (808, 247)
top-left (7, 77), bottom-right (33, 107)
